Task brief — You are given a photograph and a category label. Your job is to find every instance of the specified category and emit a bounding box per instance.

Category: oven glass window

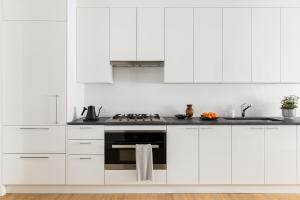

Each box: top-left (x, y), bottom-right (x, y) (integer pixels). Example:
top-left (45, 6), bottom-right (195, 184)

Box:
top-left (119, 149), bottom-right (135, 162)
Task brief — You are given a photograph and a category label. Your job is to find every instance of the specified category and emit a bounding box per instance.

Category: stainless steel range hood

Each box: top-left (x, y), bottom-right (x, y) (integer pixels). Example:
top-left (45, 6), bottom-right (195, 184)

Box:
top-left (110, 61), bottom-right (164, 67)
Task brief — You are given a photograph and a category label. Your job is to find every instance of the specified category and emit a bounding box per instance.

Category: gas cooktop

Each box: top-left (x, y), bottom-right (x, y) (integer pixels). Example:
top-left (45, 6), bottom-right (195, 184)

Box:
top-left (106, 114), bottom-right (166, 124)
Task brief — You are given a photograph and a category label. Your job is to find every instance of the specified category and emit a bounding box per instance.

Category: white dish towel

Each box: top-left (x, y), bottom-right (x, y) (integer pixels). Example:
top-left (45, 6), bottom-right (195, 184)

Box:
top-left (135, 144), bottom-right (154, 182)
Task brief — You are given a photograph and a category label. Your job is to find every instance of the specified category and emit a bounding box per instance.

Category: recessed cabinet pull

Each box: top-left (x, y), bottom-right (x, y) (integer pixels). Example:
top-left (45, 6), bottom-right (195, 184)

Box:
top-left (249, 127), bottom-right (264, 130)
top-left (80, 157), bottom-right (92, 160)
top-left (185, 127), bottom-right (198, 130)
top-left (79, 127), bottom-right (92, 129)
top-left (20, 128), bottom-right (50, 130)
top-left (266, 127), bottom-right (279, 130)
top-left (200, 127), bottom-right (213, 130)
top-left (20, 156), bottom-right (49, 159)
top-left (79, 142), bottom-right (92, 145)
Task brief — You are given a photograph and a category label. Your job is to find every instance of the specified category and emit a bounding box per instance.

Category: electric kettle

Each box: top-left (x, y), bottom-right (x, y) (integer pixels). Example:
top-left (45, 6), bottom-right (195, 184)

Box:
top-left (81, 106), bottom-right (102, 121)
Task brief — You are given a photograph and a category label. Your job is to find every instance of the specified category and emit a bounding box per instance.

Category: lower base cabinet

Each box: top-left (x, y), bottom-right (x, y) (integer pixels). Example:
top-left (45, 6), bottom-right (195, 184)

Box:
top-left (105, 170), bottom-right (166, 185)
top-left (67, 155), bottom-right (104, 185)
top-left (3, 154), bottom-right (65, 185)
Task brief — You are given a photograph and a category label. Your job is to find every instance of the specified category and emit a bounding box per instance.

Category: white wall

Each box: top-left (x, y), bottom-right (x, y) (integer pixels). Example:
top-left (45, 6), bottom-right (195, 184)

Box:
top-left (84, 67), bottom-right (300, 117)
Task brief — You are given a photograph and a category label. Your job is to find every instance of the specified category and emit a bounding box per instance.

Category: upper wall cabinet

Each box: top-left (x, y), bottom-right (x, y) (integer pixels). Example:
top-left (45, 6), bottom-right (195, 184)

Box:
top-left (110, 8), bottom-right (137, 61)
top-left (281, 8), bottom-right (300, 83)
top-left (137, 8), bottom-right (164, 61)
top-left (164, 8), bottom-right (194, 83)
top-left (3, 0), bottom-right (66, 21)
top-left (252, 8), bottom-right (281, 83)
top-left (223, 8), bottom-right (252, 83)
top-left (77, 8), bottom-right (112, 83)
top-left (194, 8), bottom-right (222, 83)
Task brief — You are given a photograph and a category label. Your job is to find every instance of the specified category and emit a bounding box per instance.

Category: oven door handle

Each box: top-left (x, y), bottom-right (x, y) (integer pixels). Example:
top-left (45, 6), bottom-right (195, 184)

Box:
top-left (111, 145), bottom-right (159, 149)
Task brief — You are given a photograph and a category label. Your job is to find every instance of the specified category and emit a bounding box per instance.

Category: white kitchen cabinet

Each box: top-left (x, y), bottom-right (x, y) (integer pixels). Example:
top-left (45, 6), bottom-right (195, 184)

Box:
top-left (110, 8), bottom-right (136, 61)
top-left (252, 8), bottom-right (281, 83)
top-left (2, 22), bottom-right (66, 125)
top-left (68, 125), bottom-right (104, 140)
top-left (223, 8), bottom-right (252, 83)
top-left (281, 8), bottom-right (300, 82)
top-left (77, 8), bottom-right (112, 83)
top-left (167, 126), bottom-right (198, 184)
top-left (164, 8), bottom-right (194, 83)
top-left (105, 170), bottom-right (166, 185)
top-left (3, 154), bottom-right (65, 185)
top-left (232, 126), bottom-right (264, 184)
top-left (199, 126), bottom-right (231, 184)
top-left (194, 8), bottom-right (222, 83)
top-left (137, 8), bottom-right (164, 61)
top-left (265, 126), bottom-right (297, 184)
top-left (3, 126), bottom-right (66, 154)
top-left (3, 0), bottom-right (66, 21)
top-left (68, 155), bottom-right (104, 185)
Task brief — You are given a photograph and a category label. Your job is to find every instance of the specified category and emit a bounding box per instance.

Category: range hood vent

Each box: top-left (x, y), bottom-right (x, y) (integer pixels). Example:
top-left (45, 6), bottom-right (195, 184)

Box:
top-left (110, 61), bottom-right (164, 68)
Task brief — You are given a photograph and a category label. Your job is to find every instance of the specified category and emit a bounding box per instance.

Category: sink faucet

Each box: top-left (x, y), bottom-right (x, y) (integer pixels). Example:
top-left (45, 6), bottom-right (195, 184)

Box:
top-left (241, 103), bottom-right (252, 118)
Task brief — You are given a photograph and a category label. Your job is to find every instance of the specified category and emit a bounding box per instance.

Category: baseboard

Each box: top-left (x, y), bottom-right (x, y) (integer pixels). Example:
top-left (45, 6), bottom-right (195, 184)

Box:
top-left (5, 185), bottom-right (300, 194)
top-left (0, 185), bottom-right (6, 196)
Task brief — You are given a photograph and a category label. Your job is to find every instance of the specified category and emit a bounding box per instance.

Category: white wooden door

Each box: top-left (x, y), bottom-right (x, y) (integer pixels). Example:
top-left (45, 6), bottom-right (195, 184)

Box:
top-left (164, 8), bottom-right (194, 83)
top-left (223, 8), bottom-right (252, 83)
top-left (137, 8), bottom-right (164, 61)
top-left (194, 8), bottom-right (222, 83)
top-left (110, 8), bottom-right (136, 61)
top-left (77, 8), bottom-right (112, 83)
top-left (265, 126), bottom-right (297, 184)
top-left (232, 126), bottom-right (265, 184)
top-left (252, 8), bottom-right (280, 83)
top-left (199, 126), bottom-right (231, 184)
top-left (281, 8), bottom-right (300, 82)
top-left (3, 0), bottom-right (66, 21)
top-left (2, 22), bottom-right (66, 125)
top-left (167, 126), bottom-right (199, 184)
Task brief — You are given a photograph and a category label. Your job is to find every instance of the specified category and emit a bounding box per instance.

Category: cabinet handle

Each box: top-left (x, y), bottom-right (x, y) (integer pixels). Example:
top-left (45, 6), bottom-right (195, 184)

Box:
top-left (79, 142), bottom-right (92, 145)
top-left (20, 156), bottom-right (49, 159)
top-left (185, 128), bottom-right (198, 130)
top-left (20, 128), bottom-right (50, 130)
top-left (80, 157), bottom-right (92, 160)
top-left (265, 127), bottom-right (279, 130)
top-left (249, 127), bottom-right (264, 130)
top-left (55, 95), bottom-right (59, 124)
top-left (79, 127), bottom-right (92, 129)
top-left (112, 145), bottom-right (159, 149)
top-left (200, 127), bottom-right (213, 130)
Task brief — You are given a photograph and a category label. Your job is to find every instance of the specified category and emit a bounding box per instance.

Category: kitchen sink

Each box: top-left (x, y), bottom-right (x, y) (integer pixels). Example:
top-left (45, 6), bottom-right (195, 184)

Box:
top-left (223, 117), bottom-right (283, 122)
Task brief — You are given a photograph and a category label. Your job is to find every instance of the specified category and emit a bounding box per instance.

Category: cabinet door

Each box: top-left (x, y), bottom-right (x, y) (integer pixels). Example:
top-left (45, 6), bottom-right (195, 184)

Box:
top-left (223, 8), bottom-right (252, 83)
top-left (232, 126), bottom-right (264, 184)
top-left (137, 8), bottom-right (164, 61)
top-left (297, 126), bottom-right (300, 184)
top-left (3, 0), bottom-right (66, 21)
top-left (265, 126), bottom-right (297, 184)
top-left (3, 22), bottom-right (66, 125)
top-left (194, 8), bottom-right (222, 83)
top-left (110, 8), bottom-right (136, 61)
top-left (167, 126), bottom-right (198, 184)
top-left (68, 155), bottom-right (104, 185)
top-left (164, 8), bottom-right (194, 83)
top-left (77, 8), bottom-right (112, 83)
top-left (281, 8), bottom-right (300, 82)
top-left (199, 126), bottom-right (231, 184)
top-left (252, 8), bottom-right (280, 83)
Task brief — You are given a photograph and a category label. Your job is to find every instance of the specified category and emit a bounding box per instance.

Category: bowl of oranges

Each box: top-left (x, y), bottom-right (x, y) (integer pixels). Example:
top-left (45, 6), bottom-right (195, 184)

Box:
top-left (201, 112), bottom-right (219, 120)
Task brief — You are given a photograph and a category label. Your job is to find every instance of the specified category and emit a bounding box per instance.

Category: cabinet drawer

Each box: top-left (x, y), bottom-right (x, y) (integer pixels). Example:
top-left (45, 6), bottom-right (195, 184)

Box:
top-left (67, 155), bottom-right (104, 185)
top-left (68, 140), bottom-right (104, 155)
top-left (68, 126), bottom-right (104, 139)
top-left (105, 170), bottom-right (166, 185)
top-left (3, 126), bottom-right (66, 153)
top-left (3, 154), bottom-right (65, 185)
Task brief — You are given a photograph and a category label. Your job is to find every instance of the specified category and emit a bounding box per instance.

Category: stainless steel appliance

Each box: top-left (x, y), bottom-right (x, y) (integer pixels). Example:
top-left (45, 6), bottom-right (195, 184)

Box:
top-left (105, 123), bottom-right (167, 170)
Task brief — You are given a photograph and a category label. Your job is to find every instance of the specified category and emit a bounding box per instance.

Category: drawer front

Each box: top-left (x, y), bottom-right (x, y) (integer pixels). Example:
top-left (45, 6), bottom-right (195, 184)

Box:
top-left (105, 170), bottom-right (166, 185)
top-left (67, 155), bottom-right (104, 185)
top-left (3, 126), bottom-right (66, 153)
top-left (3, 154), bottom-right (66, 185)
top-left (68, 126), bottom-right (104, 139)
top-left (68, 140), bottom-right (104, 155)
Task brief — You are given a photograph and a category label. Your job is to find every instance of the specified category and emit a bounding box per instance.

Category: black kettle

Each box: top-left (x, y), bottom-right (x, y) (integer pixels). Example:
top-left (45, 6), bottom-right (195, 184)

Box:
top-left (81, 106), bottom-right (102, 121)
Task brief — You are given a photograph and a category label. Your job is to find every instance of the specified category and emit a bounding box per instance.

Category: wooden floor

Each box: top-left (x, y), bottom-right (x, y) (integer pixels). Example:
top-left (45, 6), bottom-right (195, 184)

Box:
top-left (1, 194), bottom-right (300, 200)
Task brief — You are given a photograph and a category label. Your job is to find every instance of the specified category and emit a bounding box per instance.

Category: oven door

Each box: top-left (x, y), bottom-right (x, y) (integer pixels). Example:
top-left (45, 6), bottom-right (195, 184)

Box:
top-left (105, 130), bottom-right (166, 170)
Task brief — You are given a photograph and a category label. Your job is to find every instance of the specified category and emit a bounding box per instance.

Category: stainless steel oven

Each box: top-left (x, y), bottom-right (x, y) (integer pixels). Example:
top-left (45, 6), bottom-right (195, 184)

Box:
top-left (105, 126), bottom-right (167, 170)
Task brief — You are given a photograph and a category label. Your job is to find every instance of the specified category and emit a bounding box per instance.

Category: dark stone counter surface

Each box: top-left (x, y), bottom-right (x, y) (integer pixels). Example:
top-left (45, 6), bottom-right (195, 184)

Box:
top-left (68, 117), bottom-right (300, 125)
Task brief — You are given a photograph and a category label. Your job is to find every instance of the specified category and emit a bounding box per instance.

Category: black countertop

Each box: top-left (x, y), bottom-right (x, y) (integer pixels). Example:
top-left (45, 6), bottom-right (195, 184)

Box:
top-left (68, 117), bottom-right (300, 125)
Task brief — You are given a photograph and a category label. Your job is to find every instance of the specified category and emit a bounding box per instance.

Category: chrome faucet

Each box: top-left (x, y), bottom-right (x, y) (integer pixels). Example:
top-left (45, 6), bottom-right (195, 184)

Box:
top-left (241, 103), bottom-right (252, 118)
